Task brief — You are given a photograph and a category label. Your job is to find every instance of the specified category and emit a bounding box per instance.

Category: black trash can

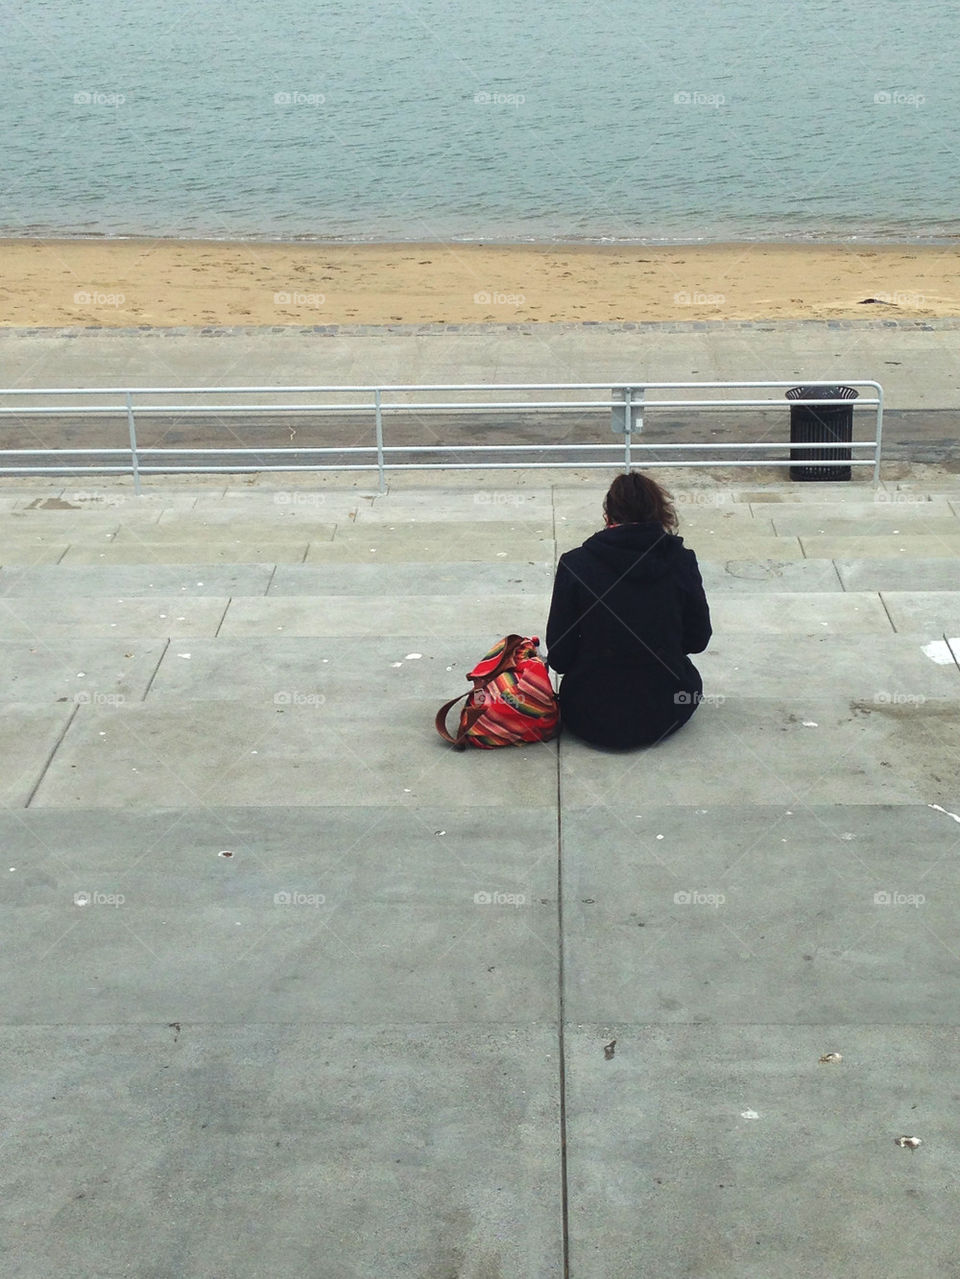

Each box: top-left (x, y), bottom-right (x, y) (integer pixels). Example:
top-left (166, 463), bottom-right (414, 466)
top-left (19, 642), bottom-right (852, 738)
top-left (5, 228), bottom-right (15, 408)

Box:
top-left (786, 384), bottom-right (858, 481)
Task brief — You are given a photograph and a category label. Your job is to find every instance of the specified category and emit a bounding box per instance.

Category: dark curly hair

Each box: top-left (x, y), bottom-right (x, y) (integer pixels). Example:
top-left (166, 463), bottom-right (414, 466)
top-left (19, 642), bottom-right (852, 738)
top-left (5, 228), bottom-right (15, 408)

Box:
top-left (603, 471), bottom-right (678, 531)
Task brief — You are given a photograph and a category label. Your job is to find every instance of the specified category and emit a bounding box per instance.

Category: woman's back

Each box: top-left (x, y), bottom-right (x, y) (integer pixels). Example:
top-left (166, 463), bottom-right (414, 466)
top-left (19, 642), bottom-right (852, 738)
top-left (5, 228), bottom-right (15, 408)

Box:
top-left (546, 475), bottom-right (711, 750)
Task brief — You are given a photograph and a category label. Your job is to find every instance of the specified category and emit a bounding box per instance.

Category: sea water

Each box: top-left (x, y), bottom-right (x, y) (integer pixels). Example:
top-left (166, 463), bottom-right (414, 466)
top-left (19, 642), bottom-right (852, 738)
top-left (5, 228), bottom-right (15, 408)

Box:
top-left (2, 0), bottom-right (957, 243)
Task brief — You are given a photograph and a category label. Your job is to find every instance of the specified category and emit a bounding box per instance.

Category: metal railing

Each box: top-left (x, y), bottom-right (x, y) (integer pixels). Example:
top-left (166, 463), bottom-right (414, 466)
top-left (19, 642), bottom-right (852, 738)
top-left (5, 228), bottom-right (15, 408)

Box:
top-left (0, 380), bottom-right (883, 492)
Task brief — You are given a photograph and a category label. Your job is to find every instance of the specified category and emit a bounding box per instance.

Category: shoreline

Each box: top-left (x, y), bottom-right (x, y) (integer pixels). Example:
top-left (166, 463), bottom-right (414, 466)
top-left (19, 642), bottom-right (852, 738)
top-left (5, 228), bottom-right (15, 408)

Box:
top-left (2, 237), bottom-right (958, 328)
top-left (6, 232), bottom-right (960, 248)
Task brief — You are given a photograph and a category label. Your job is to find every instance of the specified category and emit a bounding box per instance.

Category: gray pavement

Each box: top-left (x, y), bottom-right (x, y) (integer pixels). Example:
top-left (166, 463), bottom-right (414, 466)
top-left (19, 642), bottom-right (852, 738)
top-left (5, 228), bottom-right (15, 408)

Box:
top-left (0, 463), bottom-right (959, 1278)
top-left (4, 320), bottom-right (960, 411)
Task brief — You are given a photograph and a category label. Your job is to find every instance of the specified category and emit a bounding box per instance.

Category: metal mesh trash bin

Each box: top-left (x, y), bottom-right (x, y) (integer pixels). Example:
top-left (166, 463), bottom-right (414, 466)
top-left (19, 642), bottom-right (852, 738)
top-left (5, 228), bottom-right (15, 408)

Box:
top-left (786, 384), bottom-right (858, 481)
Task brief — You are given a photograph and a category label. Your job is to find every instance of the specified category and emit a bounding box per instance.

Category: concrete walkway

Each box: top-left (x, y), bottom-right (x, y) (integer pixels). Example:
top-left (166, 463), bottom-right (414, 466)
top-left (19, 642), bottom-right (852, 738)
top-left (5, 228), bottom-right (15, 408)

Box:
top-left (4, 318), bottom-right (960, 411)
top-left (1, 465), bottom-right (959, 1277)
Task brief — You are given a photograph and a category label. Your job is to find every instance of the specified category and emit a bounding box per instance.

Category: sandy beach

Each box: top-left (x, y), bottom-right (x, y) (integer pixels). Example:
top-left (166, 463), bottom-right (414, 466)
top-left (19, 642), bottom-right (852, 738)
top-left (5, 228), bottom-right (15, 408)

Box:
top-left (0, 238), bottom-right (958, 328)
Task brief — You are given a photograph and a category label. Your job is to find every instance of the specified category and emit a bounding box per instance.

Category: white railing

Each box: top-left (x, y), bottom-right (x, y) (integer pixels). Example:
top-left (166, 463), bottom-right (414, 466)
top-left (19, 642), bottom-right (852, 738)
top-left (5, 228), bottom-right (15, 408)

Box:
top-left (0, 380), bottom-right (883, 492)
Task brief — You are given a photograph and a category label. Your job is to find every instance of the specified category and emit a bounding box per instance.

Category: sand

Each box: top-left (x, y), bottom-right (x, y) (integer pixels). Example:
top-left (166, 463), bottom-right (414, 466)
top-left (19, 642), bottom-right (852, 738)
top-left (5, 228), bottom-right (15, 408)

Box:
top-left (0, 238), bottom-right (958, 327)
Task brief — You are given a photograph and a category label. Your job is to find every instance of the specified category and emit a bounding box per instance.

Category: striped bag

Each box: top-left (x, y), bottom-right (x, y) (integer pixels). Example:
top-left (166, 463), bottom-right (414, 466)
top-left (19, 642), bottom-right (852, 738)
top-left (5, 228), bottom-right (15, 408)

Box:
top-left (435, 634), bottom-right (559, 749)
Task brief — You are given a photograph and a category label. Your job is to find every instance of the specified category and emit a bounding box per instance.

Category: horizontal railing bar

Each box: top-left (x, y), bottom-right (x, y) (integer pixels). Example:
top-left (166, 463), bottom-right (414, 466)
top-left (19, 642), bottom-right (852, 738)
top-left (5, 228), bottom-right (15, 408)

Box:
top-left (0, 398), bottom-right (881, 416)
top-left (0, 442), bottom-right (879, 462)
top-left (604, 441), bottom-right (878, 451)
top-left (133, 447), bottom-right (375, 457)
top-left (0, 379), bottom-right (884, 394)
top-left (340, 465), bottom-right (884, 475)
top-left (0, 459), bottom-right (878, 475)
top-left (0, 448), bottom-right (133, 456)
top-left (0, 441), bottom-right (873, 461)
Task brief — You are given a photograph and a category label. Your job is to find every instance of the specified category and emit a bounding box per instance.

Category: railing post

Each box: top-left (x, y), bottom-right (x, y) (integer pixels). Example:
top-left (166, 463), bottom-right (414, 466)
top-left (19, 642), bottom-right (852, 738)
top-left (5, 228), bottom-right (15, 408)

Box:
top-left (374, 388), bottom-right (386, 493)
top-left (622, 386), bottom-right (632, 472)
top-left (126, 391), bottom-right (141, 495)
top-left (873, 383), bottom-right (883, 487)
top-left (631, 387), bottom-right (644, 473)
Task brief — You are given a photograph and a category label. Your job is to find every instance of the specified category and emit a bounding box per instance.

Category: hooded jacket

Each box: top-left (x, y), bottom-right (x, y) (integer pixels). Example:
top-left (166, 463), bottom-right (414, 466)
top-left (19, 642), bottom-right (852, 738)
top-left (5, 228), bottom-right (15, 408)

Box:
top-left (545, 521), bottom-right (711, 749)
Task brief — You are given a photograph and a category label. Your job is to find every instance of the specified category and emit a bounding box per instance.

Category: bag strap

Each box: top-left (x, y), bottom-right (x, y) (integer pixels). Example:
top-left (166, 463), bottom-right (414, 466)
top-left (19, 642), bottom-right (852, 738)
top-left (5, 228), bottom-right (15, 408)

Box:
top-left (481, 634), bottom-right (527, 679)
top-left (435, 691), bottom-right (470, 745)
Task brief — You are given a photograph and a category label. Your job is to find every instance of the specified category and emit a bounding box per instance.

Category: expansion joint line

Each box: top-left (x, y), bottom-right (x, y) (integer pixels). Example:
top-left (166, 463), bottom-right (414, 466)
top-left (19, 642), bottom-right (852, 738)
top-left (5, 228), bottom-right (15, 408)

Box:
top-left (556, 729), bottom-right (570, 1278)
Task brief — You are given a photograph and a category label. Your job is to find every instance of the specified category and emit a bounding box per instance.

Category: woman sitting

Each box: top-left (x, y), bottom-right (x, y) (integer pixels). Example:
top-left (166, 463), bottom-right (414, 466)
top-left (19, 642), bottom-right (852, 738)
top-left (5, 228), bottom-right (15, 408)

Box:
top-left (546, 471), bottom-right (712, 750)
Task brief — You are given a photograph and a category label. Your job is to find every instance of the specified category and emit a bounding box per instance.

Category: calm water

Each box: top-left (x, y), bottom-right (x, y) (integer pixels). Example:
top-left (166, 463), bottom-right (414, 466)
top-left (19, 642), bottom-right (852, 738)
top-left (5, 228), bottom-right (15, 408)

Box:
top-left (2, 0), bottom-right (958, 243)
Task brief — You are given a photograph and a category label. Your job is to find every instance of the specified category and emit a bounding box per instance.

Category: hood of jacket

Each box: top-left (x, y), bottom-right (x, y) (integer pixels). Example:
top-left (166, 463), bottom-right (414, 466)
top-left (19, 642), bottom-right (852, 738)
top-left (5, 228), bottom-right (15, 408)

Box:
top-left (577, 521), bottom-right (684, 582)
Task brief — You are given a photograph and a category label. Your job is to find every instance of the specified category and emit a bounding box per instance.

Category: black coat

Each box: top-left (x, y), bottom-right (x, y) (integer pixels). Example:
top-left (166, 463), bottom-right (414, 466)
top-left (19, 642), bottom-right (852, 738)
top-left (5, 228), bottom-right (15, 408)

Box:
top-left (545, 521), bottom-right (712, 749)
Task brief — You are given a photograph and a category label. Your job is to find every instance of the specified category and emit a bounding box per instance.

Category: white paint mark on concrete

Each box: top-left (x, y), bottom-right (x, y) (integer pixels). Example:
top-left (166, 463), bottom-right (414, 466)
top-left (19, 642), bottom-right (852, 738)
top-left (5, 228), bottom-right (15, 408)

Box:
top-left (740, 1110), bottom-right (760, 1120)
top-left (802, 720), bottom-right (818, 727)
top-left (405, 653), bottom-right (422, 660)
top-left (929, 804), bottom-right (960, 824)
top-left (922, 639), bottom-right (954, 665)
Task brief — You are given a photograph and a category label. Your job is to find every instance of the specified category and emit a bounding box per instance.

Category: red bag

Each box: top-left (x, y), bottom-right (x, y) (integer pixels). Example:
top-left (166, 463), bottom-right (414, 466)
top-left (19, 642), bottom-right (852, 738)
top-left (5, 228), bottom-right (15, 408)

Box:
top-left (435, 635), bottom-right (559, 750)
